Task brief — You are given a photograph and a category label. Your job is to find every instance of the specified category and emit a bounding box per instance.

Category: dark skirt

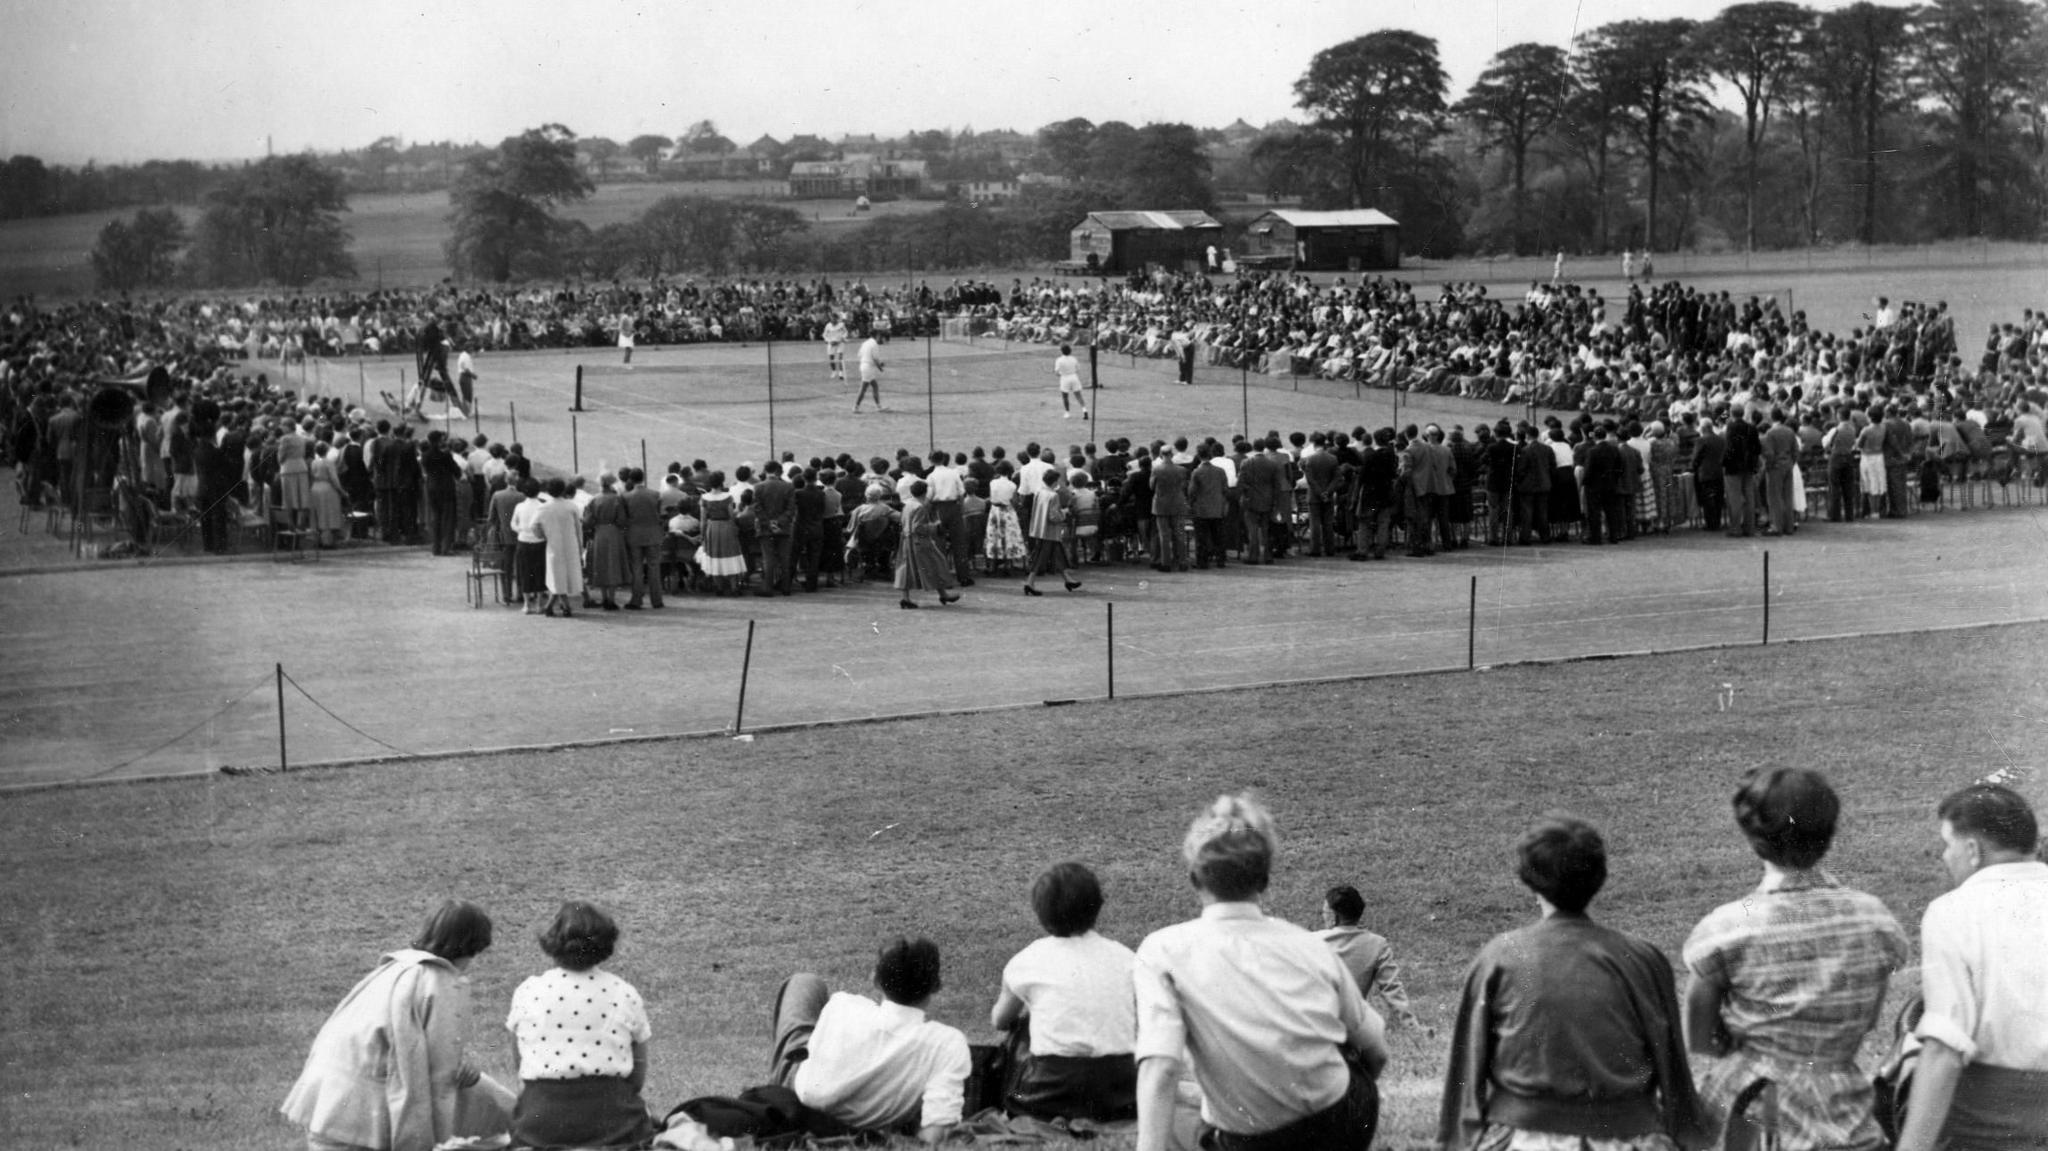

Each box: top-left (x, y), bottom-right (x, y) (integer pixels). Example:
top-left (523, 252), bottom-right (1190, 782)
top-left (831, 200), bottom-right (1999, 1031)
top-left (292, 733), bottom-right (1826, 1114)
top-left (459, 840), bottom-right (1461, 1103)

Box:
top-left (511, 1076), bottom-right (654, 1150)
top-left (1548, 465), bottom-right (1582, 524)
top-left (516, 540), bottom-right (548, 596)
top-left (1007, 1051), bottom-right (1138, 1123)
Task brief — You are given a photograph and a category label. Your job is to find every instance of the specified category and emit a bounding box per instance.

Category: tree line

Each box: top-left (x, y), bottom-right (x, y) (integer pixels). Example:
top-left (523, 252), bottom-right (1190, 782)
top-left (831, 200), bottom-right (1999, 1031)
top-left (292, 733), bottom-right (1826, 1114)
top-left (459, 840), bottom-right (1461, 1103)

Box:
top-left (71, 0), bottom-right (2048, 290)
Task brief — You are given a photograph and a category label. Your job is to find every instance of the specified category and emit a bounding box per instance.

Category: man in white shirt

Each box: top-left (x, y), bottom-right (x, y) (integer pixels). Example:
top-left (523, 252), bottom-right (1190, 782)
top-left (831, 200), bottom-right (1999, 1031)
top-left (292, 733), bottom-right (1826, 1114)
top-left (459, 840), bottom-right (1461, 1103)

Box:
top-left (1134, 794), bottom-right (1388, 1151)
top-left (453, 347), bottom-right (477, 417)
top-left (1897, 783), bottom-right (2048, 1150)
top-left (771, 937), bottom-right (970, 1144)
top-left (855, 336), bottom-right (884, 413)
top-left (921, 450), bottom-right (974, 585)
top-left (823, 316), bottom-right (849, 380)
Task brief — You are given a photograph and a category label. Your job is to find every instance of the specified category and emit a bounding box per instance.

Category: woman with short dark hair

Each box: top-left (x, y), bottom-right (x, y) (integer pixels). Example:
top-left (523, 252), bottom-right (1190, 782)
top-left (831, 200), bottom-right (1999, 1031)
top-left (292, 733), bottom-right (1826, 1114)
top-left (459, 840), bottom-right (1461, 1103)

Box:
top-left (1681, 768), bottom-right (1907, 1150)
top-left (990, 862), bottom-right (1138, 1121)
top-left (282, 900), bottom-right (513, 1151)
top-left (504, 901), bottom-right (655, 1149)
top-left (1441, 814), bottom-right (1710, 1151)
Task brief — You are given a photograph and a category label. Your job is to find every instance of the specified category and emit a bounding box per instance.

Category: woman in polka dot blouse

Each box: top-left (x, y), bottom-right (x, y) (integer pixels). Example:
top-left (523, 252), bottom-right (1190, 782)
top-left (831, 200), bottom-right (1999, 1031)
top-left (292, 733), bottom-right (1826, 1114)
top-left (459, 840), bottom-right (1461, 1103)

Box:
top-left (504, 902), bottom-right (656, 1148)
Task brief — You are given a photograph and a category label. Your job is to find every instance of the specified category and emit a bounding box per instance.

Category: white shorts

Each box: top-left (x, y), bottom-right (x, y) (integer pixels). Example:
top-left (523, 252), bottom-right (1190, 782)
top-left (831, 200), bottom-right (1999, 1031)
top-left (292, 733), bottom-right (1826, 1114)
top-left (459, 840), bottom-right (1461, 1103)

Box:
top-left (827, 343), bottom-right (844, 357)
top-left (1059, 375), bottom-right (1083, 394)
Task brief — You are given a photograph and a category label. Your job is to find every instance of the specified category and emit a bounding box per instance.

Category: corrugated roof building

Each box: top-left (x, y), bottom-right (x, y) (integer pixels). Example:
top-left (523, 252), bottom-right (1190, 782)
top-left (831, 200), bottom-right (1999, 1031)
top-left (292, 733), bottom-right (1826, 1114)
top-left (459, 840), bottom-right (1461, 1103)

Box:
top-left (1068, 210), bottom-right (1223, 273)
top-left (1244, 209), bottom-right (1400, 271)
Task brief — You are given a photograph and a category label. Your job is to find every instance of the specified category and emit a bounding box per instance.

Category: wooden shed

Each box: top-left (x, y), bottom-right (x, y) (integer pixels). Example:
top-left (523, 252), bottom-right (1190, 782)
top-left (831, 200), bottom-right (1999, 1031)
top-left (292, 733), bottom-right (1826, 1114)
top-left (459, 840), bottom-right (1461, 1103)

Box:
top-left (1068, 210), bottom-right (1223, 274)
top-left (1245, 209), bottom-right (1400, 271)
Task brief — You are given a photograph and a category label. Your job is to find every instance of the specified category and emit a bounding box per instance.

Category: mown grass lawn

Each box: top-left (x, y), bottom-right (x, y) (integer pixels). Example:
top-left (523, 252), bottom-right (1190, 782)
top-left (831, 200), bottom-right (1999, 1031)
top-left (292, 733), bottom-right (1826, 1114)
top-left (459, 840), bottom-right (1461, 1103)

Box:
top-left (3, 624), bottom-right (2040, 1150)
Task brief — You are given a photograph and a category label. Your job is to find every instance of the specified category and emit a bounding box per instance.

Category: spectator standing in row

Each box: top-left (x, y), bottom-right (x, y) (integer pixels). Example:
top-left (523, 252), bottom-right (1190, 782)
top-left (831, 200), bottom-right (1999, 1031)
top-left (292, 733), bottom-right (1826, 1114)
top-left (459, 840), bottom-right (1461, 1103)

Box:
top-left (619, 467), bottom-right (665, 610)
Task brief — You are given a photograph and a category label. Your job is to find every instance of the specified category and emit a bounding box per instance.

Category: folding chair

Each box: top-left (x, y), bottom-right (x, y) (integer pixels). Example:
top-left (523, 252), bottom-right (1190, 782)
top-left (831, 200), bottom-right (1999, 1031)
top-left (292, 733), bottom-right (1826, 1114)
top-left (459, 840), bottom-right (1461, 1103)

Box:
top-left (267, 504), bottom-right (314, 561)
top-left (466, 530), bottom-right (504, 605)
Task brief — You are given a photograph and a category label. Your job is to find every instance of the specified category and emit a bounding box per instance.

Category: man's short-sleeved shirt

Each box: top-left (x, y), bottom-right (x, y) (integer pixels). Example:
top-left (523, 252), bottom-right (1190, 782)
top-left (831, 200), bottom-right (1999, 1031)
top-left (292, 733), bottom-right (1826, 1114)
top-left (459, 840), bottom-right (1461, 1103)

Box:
top-left (1134, 902), bottom-right (1375, 1135)
top-left (858, 339), bottom-right (883, 381)
top-left (505, 967), bottom-right (652, 1080)
top-left (824, 322), bottom-right (848, 347)
top-left (1001, 931), bottom-right (1137, 1057)
top-left (793, 993), bottom-right (971, 1131)
top-left (1054, 354), bottom-right (1080, 381)
top-left (1916, 860), bottom-right (2048, 1069)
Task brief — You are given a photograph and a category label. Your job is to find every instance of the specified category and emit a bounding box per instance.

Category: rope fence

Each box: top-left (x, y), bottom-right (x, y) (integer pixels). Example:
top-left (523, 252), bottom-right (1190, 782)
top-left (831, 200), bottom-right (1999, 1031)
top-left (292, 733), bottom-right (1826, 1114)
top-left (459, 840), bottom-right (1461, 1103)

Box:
top-left (15, 546), bottom-right (2041, 792)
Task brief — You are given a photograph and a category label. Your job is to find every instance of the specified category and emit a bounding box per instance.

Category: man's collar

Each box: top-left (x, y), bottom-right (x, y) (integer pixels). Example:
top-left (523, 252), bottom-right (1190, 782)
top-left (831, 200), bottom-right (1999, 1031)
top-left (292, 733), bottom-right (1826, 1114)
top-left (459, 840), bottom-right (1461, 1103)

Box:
top-left (1963, 858), bottom-right (2048, 887)
top-left (1200, 901), bottom-right (1264, 922)
top-left (876, 998), bottom-right (927, 1027)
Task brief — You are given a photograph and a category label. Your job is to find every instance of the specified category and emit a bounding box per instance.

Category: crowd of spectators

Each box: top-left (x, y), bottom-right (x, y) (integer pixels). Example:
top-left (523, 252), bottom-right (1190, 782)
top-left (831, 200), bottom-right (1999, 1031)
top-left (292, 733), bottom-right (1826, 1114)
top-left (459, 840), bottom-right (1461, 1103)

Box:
top-left (6, 269), bottom-right (2046, 576)
top-left (282, 780), bottom-right (2048, 1150)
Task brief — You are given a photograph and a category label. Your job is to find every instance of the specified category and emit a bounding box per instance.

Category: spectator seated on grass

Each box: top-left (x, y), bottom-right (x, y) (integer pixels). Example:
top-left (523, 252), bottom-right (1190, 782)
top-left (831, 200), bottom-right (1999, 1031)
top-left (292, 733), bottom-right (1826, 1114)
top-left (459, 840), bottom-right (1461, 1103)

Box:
top-left (768, 936), bottom-right (971, 1145)
top-left (989, 861), bottom-right (1139, 1123)
top-left (505, 901), bottom-right (656, 1150)
top-left (1134, 793), bottom-right (1389, 1151)
top-left (1682, 767), bottom-right (1908, 1150)
top-left (1440, 814), bottom-right (1712, 1151)
top-left (282, 899), bottom-right (514, 1151)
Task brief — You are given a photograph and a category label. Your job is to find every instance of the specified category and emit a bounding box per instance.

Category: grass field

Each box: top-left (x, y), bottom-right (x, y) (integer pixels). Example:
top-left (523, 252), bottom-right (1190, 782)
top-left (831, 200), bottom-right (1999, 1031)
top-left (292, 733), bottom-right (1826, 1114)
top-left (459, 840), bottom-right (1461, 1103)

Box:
top-left (3, 623), bottom-right (2040, 1150)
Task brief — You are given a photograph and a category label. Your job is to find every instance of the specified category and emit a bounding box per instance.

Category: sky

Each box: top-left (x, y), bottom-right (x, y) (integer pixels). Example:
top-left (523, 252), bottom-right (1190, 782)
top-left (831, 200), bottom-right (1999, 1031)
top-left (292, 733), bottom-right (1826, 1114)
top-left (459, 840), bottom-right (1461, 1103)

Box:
top-left (1, 0), bottom-right (1902, 166)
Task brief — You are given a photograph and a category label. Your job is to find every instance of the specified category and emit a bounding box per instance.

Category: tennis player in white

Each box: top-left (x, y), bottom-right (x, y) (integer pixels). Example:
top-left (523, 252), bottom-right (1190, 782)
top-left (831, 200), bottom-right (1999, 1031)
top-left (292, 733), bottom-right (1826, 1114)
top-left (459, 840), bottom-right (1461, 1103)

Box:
top-left (1055, 344), bottom-right (1086, 419)
top-left (855, 335), bottom-right (884, 412)
top-left (823, 315), bottom-right (849, 380)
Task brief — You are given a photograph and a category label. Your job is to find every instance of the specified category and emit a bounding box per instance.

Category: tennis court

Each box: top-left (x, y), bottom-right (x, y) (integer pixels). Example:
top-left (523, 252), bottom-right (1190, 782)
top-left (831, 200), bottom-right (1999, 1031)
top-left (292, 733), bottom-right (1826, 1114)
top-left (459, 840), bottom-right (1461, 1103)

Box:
top-left (288, 335), bottom-right (1565, 485)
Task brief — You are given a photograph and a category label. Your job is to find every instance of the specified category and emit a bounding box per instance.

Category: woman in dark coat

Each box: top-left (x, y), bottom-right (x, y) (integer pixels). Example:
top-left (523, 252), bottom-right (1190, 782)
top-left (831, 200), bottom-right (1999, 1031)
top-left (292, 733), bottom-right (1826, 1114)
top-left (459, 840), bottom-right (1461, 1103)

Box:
top-left (893, 480), bottom-right (959, 609)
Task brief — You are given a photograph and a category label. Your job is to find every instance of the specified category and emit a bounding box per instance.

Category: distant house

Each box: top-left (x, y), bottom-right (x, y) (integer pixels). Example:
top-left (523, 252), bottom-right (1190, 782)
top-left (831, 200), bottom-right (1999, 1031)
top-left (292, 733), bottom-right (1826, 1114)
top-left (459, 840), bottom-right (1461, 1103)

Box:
top-left (787, 155), bottom-right (928, 198)
top-left (952, 179), bottom-right (1020, 203)
top-left (1068, 210), bottom-right (1223, 273)
top-left (1244, 209), bottom-right (1400, 271)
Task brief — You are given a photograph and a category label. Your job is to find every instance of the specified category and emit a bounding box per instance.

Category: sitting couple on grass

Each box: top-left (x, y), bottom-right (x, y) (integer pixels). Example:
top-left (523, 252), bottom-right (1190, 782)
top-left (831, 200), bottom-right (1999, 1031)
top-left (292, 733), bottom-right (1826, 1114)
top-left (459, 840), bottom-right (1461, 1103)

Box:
top-left (742, 861), bottom-right (1140, 1145)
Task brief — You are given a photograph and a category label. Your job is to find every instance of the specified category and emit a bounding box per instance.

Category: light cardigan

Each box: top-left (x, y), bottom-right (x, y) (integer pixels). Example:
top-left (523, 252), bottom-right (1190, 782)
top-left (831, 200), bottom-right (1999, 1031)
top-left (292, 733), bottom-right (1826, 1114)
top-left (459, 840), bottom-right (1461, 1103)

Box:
top-left (282, 949), bottom-right (479, 1151)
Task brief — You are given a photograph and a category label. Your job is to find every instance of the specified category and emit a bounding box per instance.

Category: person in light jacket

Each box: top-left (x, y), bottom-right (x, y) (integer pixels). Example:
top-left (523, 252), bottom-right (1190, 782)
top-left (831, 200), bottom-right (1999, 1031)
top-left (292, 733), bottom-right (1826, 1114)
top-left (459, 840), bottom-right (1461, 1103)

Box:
top-left (282, 900), bottom-right (514, 1151)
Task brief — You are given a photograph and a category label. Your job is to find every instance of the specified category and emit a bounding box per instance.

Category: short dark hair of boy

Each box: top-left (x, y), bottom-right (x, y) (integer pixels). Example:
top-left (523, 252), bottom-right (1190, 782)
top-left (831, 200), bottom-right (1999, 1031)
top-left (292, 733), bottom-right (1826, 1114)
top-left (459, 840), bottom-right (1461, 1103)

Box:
top-left (874, 937), bottom-right (943, 1005)
top-left (1733, 767), bottom-right (1840, 869)
top-left (413, 899), bottom-right (493, 962)
top-left (1515, 814), bottom-right (1608, 914)
top-left (539, 901), bottom-right (619, 972)
top-left (1938, 784), bottom-right (2039, 854)
top-left (1031, 862), bottom-right (1104, 937)
top-left (1324, 884), bottom-right (1365, 925)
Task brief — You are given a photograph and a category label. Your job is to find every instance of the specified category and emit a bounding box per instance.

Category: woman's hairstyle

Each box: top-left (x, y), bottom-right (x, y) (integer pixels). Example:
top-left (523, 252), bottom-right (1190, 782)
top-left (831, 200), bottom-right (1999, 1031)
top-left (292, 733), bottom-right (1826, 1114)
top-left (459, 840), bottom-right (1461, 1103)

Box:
top-left (1733, 767), bottom-right (1840, 869)
top-left (413, 899), bottom-right (493, 962)
top-left (1031, 862), bottom-right (1105, 937)
top-left (873, 936), bottom-right (943, 1005)
top-left (1181, 793), bottom-right (1276, 900)
top-left (519, 477), bottom-right (541, 498)
top-left (538, 900), bottom-right (619, 972)
top-left (1515, 814), bottom-right (1608, 914)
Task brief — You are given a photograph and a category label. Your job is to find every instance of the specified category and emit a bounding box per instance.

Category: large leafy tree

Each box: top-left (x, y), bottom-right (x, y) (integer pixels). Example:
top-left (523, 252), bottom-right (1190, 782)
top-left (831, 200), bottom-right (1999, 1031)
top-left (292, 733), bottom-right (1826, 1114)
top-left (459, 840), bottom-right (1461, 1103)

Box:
top-left (1293, 30), bottom-right (1449, 209)
top-left (1119, 123), bottom-right (1216, 209)
top-left (1456, 42), bottom-right (1572, 252)
top-left (90, 207), bottom-right (187, 291)
top-left (1910, 0), bottom-right (2048, 237)
top-left (1033, 118), bottom-right (1096, 180)
top-left (1574, 19), bottom-right (1709, 252)
top-left (186, 154), bottom-right (354, 286)
top-left (1817, 3), bottom-right (1915, 245)
top-left (446, 125), bottom-right (594, 282)
top-left (626, 134), bottom-right (672, 174)
top-left (1698, 2), bottom-right (1818, 251)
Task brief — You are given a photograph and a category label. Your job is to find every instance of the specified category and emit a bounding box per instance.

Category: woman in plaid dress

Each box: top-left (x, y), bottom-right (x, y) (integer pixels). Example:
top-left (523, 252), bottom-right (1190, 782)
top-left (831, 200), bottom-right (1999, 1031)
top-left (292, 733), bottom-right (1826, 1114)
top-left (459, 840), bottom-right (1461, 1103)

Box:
top-left (1682, 768), bottom-right (1909, 1150)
